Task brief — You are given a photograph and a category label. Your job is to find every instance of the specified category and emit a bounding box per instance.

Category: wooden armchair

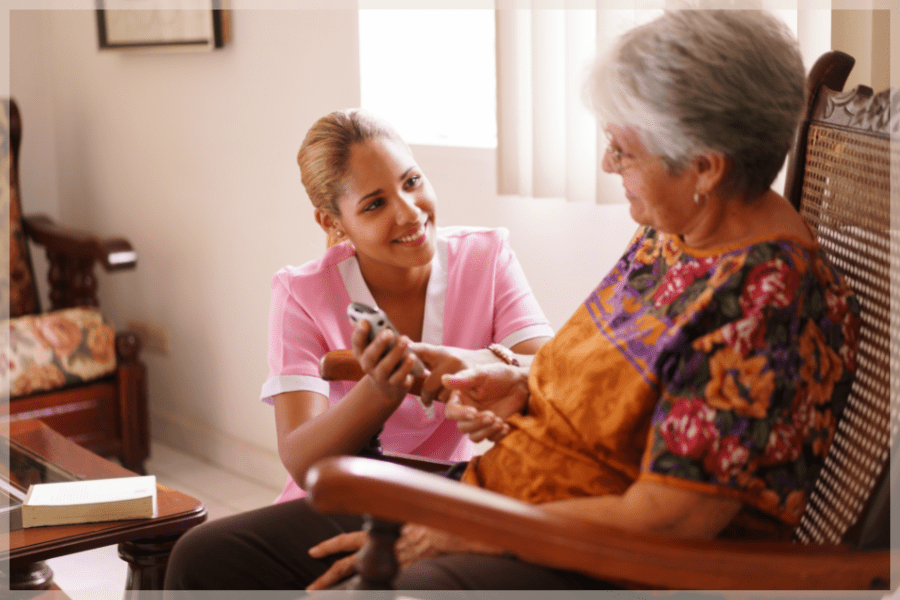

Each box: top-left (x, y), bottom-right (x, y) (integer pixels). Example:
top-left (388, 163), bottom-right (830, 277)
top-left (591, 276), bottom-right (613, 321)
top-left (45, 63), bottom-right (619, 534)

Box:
top-left (307, 52), bottom-right (896, 591)
top-left (3, 98), bottom-right (149, 473)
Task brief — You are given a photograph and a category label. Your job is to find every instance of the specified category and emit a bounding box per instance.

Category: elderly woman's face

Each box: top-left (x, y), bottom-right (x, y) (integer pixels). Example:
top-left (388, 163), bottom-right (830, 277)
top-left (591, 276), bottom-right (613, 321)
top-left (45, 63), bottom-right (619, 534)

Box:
top-left (603, 125), bottom-right (699, 236)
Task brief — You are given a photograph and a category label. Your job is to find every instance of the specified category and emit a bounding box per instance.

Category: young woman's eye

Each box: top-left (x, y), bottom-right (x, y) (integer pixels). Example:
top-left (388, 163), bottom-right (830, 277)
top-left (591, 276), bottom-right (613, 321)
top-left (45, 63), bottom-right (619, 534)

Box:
top-left (404, 175), bottom-right (421, 189)
top-left (363, 198), bottom-right (384, 213)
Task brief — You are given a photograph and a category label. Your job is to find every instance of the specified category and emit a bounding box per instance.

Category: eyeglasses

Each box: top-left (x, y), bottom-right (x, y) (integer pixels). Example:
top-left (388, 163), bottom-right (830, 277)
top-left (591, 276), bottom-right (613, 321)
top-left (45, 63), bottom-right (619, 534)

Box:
top-left (603, 129), bottom-right (658, 174)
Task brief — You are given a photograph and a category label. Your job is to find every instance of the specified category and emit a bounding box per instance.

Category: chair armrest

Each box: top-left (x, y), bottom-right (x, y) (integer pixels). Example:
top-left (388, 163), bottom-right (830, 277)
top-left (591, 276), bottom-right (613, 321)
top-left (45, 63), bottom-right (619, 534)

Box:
top-left (319, 349), bottom-right (364, 382)
top-left (306, 456), bottom-right (892, 591)
top-left (23, 214), bottom-right (137, 271)
top-left (115, 330), bottom-right (144, 364)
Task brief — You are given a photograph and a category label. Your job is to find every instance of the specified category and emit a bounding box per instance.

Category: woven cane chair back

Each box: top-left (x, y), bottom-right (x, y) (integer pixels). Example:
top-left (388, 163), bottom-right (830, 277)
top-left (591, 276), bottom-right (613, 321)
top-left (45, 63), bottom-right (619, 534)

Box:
top-left (789, 80), bottom-right (898, 550)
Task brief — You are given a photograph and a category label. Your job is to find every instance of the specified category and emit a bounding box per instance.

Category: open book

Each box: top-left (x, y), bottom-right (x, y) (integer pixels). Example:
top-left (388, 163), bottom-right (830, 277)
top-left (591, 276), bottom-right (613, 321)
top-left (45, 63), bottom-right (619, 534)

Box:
top-left (22, 475), bottom-right (157, 528)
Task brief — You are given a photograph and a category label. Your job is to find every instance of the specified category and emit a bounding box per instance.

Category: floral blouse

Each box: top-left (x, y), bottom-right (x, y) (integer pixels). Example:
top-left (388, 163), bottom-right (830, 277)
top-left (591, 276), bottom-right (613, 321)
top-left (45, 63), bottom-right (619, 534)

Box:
top-left (463, 226), bottom-right (859, 529)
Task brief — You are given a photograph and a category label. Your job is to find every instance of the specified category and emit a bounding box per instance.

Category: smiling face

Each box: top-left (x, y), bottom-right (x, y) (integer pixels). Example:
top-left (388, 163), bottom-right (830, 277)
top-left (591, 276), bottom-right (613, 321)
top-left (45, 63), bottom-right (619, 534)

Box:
top-left (324, 137), bottom-right (437, 277)
top-left (602, 124), bottom-right (699, 236)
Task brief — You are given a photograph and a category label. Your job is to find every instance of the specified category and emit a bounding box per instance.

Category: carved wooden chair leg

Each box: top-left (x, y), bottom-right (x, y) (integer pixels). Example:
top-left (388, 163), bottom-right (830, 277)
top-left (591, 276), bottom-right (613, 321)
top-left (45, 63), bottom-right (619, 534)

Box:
top-left (115, 331), bottom-right (149, 474)
top-left (349, 517), bottom-right (402, 591)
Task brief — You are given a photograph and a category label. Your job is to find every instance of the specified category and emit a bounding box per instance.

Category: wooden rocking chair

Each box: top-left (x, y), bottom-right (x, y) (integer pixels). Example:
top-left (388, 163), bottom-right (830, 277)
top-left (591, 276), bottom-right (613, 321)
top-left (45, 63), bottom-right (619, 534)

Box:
top-left (307, 51), bottom-right (897, 592)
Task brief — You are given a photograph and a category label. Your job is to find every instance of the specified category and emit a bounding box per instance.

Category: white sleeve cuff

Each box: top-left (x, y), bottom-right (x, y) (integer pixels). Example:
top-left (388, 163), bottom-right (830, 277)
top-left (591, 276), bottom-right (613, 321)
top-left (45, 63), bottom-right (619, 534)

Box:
top-left (499, 323), bottom-right (555, 349)
top-left (260, 375), bottom-right (331, 405)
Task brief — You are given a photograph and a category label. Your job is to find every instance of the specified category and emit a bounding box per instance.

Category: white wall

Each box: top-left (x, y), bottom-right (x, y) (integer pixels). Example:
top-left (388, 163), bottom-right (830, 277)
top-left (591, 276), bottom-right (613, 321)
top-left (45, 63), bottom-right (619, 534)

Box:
top-left (9, 6), bottom-right (894, 491)
top-left (410, 145), bottom-right (636, 330)
top-left (9, 8), bottom-right (635, 489)
top-left (831, 9), bottom-right (893, 93)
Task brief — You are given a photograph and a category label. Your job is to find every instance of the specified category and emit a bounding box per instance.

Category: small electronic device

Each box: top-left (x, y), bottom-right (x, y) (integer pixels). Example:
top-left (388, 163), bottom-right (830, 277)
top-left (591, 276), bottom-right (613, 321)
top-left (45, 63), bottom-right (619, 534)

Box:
top-left (347, 302), bottom-right (425, 378)
top-left (346, 302), bottom-right (433, 418)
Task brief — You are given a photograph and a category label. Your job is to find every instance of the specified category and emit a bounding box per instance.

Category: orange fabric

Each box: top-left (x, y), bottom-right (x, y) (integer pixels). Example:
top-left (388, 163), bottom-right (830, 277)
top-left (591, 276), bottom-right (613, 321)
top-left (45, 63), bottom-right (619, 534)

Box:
top-left (462, 225), bottom-right (858, 530)
top-left (462, 303), bottom-right (655, 503)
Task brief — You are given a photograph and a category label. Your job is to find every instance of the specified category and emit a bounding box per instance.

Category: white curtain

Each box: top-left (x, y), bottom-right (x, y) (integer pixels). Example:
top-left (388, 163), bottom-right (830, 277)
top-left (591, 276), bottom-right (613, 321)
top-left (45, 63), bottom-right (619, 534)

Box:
top-left (496, 6), bottom-right (662, 204)
top-left (495, 4), bottom-right (830, 205)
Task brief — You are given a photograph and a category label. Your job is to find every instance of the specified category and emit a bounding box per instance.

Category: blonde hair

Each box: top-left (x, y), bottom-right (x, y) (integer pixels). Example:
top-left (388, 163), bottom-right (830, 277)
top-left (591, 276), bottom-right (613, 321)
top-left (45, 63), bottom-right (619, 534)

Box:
top-left (297, 108), bottom-right (409, 215)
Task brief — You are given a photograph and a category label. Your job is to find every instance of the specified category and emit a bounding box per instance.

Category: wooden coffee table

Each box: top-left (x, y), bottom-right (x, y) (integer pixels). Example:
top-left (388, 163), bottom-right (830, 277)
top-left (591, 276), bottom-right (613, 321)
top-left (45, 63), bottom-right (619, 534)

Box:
top-left (3, 419), bottom-right (207, 594)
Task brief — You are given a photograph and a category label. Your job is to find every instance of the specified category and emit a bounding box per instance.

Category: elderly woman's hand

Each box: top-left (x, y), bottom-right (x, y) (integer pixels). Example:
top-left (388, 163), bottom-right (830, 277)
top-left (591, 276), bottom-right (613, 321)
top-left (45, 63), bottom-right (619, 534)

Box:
top-left (306, 524), bottom-right (503, 591)
top-left (445, 393), bottom-right (511, 443)
top-left (441, 363), bottom-right (530, 442)
top-left (306, 530), bottom-right (368, 591)
top-left (396, 523), bottom-right (503, 566)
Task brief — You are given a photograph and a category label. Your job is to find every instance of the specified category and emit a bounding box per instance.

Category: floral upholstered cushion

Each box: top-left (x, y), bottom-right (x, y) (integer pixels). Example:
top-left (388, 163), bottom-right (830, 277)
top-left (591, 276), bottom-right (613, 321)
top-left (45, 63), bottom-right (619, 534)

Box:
top-left (4, 307), bottom-right (117, 398)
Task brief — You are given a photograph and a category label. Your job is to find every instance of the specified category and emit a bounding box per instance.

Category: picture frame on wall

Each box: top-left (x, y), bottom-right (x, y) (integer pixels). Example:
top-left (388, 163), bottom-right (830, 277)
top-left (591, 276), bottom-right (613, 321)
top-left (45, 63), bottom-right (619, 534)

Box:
top-left (96, 0), bottom-right (231, 52)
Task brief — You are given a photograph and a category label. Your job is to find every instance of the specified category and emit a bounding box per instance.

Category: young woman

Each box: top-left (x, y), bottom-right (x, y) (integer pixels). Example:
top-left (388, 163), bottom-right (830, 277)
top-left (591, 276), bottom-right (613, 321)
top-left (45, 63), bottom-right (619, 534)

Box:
top-left (261, 109), bottom-right (553, 502)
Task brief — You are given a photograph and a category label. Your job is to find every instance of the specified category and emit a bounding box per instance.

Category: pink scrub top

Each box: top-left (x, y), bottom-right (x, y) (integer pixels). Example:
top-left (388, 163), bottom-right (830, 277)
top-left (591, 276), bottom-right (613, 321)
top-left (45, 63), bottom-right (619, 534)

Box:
top-left (261, 226), bottom-right (553, 502)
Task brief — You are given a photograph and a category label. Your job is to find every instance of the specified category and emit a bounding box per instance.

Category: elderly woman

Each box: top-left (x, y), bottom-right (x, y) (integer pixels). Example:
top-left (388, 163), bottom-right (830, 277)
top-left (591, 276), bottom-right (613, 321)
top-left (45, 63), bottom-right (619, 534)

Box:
top-left (165, 9), bottom-right (859, 592)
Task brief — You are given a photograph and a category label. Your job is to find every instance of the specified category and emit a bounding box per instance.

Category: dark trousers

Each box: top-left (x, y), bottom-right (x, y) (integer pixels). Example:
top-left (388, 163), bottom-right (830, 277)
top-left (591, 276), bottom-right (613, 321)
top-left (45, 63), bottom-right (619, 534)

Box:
top-left (163, 498), bottom-right (615, 594)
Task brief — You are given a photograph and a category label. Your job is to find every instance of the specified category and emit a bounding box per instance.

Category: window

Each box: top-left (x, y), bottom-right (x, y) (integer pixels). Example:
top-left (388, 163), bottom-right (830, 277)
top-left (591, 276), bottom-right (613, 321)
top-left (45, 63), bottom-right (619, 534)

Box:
top-left (358, 9), bottom-right (497, 148)
top-left (358, 8), bottom-right (825, 203)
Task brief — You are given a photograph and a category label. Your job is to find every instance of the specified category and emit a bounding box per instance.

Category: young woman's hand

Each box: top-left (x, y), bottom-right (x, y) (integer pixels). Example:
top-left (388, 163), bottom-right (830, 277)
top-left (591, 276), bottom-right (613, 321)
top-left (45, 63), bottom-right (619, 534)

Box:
top-left (351, 320), bottom-right (420, 405)
top-left (410, 343), bottom-right (473, 406)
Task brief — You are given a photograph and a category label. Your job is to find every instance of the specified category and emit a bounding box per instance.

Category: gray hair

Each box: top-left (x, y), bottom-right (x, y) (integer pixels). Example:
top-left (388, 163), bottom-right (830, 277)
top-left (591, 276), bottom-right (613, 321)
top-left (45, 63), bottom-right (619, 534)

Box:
top-left (587, 10), bottom-right (806, 200)
top-left (297, 109), bottom-right (410, 215)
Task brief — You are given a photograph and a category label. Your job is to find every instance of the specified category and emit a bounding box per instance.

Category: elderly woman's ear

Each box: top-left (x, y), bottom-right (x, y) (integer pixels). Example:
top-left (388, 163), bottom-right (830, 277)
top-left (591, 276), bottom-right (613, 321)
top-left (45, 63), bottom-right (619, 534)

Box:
top-left (692, 152), bottom-right (729, 201)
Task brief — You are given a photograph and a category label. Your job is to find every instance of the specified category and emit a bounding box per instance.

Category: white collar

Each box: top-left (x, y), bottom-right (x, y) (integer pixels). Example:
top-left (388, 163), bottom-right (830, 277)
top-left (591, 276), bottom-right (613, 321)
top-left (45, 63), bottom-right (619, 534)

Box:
top-left (338, 234), bottom-right (448, 345)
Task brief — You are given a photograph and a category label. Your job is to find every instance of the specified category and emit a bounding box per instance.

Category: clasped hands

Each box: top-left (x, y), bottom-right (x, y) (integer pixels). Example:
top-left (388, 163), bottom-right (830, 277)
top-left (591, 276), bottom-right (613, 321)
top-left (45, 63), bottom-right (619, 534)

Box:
top-left (351, 320), bottom-right (530, 443)
top-left (305, 323), bottom-right (531, 590)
